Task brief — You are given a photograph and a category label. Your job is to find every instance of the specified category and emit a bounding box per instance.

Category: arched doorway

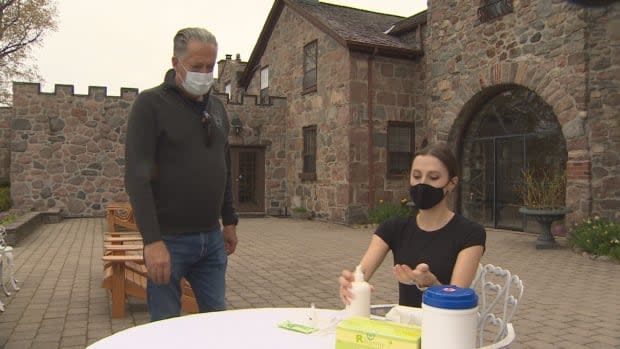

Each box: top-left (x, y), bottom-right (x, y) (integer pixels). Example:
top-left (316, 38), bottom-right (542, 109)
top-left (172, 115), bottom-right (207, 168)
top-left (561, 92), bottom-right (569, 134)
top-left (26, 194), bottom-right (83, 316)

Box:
top-left (459, 86), bottom-right (567, 232)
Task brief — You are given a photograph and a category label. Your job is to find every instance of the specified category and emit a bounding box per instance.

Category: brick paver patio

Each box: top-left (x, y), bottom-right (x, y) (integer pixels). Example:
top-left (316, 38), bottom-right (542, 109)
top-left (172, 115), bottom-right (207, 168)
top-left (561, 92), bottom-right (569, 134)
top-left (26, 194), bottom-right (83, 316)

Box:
top-left (0, 217), bottom-right (618, 348)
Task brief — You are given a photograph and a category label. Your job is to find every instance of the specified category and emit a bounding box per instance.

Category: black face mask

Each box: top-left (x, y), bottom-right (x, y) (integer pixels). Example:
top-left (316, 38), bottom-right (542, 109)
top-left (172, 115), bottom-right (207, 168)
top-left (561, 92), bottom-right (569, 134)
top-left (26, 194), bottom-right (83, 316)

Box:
top-left (409, 183), bottom-right (448, 210)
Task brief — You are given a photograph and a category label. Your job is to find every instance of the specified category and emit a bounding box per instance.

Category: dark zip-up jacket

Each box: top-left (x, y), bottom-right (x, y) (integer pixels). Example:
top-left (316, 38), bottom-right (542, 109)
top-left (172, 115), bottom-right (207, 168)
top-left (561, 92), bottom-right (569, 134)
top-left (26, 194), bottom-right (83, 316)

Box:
top-left (125, 69), bottom-right (238, 244)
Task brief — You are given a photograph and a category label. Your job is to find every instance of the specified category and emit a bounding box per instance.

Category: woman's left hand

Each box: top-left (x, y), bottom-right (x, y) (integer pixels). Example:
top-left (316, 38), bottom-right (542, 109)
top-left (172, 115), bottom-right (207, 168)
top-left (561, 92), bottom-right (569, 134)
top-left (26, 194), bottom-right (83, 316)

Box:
top-left (393, 263), bottom-right (438, 289)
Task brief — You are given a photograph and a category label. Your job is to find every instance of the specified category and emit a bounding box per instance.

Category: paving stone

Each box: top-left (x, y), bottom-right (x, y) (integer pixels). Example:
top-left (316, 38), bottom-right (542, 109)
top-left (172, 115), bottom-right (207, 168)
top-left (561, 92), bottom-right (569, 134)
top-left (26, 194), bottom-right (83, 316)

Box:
top-left (3, 339), bottom-right (34, 349)
top-left (3, 218), bottom-right (620, 348)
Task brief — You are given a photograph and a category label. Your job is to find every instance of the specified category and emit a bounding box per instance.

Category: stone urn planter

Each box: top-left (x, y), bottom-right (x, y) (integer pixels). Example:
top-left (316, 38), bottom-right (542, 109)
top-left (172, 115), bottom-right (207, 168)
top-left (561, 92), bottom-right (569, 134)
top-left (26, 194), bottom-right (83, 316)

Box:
top-left (517, 167), bottom-right (570, 249)
top-left (519, 207), bottom-right (572, 249)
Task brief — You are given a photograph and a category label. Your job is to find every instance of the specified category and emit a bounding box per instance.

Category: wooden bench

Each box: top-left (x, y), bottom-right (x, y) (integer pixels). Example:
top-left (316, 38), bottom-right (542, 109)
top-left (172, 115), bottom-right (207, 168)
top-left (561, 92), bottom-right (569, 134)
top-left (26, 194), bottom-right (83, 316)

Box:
top-left (102, 203), bottom-right (199, 318)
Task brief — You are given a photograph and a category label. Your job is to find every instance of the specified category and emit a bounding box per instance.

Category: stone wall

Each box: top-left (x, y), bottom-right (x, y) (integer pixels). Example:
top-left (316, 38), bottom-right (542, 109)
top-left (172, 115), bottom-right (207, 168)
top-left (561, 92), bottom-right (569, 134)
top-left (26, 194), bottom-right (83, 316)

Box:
top-left (347, 53), bottom-right (426, 222)
top-left (0, 107), bottom-right (11, 183)
top-left (7, 83), bottom-right (286, 217)
top-left (223, 93), bottom-right (288, 215)
top-left (425, 0), bottom-right (619, 222)
top-left (246, 5), bottom-right (353, 223)
top-left (586, 4), bottom-right (620, 221)
top-left (9, 83), bottom-right (137, 216)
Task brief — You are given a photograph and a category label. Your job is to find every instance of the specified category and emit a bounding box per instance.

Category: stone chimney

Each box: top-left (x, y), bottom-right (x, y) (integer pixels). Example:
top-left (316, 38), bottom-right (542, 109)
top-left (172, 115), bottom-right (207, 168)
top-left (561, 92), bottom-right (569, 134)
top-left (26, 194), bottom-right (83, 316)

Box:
top-left (236, 53), bottom-right (241, 61)
top-left (225, 54), bottom-right (232, 60)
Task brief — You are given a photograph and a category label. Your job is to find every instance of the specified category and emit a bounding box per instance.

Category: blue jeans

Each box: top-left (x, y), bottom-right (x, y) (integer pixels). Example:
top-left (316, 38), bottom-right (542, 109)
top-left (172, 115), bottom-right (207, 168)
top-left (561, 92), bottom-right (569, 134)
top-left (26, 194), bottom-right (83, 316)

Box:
top-left (147, 228), bottom-right (228, 321)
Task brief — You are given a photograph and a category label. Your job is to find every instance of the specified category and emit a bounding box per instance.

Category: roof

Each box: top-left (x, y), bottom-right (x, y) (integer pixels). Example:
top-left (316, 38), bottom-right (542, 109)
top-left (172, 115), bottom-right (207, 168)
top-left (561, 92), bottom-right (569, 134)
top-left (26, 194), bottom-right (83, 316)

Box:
top-left (386, 10), bottom-right (428, 35)
top-left (240, 0), bottom-right (424, 88)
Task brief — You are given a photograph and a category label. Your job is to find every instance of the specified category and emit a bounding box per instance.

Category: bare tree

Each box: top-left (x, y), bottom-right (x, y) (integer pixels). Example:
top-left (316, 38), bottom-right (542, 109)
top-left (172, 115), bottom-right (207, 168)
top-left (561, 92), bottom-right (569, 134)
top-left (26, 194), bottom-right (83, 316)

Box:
top-left (0, 0), bottom-right (58, 105)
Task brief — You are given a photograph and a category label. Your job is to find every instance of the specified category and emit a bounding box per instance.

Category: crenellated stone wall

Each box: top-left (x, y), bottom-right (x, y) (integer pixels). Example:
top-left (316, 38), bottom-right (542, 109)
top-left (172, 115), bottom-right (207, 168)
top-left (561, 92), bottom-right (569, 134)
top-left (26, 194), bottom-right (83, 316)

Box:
top-left (425, 0), bottom-right (619, 222)
top-left (6, 83), bottom-right (288, 217)
top-left (9, 83), bottom-right (137, 216)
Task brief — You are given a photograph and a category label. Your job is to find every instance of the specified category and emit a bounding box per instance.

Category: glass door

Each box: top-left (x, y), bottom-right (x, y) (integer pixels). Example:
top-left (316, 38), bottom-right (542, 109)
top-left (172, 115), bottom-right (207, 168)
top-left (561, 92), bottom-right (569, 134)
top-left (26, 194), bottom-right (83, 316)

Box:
top-left (462, 139), bottom-right (494, 227)
top-left (495, 136), bottom-right (525, 230)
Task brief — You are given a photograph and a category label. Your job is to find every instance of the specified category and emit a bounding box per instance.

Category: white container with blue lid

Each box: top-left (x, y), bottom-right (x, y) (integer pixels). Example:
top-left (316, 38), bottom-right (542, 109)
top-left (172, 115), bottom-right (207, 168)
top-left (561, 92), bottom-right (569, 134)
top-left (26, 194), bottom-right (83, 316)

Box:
top-left (421, 285), bottom-right (478, 349)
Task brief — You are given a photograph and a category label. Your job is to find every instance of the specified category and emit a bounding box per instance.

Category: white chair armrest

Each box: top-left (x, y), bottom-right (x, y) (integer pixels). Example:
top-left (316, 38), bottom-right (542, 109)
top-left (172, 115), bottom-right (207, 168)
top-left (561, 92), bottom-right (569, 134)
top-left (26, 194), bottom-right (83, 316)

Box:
top-left (477, 323), bottom-right (515, 349)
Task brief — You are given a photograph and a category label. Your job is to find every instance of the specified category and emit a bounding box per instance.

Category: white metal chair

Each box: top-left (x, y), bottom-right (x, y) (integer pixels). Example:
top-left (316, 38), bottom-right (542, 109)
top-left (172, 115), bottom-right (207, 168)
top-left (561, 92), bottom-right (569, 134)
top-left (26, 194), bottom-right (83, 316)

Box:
top-left (0, 226), bottom-right (20, 312)
top-left (471, 263), bottom-right (524, 349)
top-left (373, 263), bottom-right (524, 349)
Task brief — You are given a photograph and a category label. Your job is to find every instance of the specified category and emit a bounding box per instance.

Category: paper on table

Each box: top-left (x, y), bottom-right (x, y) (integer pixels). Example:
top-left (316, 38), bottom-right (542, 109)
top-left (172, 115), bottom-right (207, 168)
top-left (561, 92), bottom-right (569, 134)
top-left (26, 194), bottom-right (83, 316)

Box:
top-left (278, 307), bottom-right (347, 336)
top-left (278, 321), bottom-right (318, 334)
top-left (385, 305), bottom-right (423, 326)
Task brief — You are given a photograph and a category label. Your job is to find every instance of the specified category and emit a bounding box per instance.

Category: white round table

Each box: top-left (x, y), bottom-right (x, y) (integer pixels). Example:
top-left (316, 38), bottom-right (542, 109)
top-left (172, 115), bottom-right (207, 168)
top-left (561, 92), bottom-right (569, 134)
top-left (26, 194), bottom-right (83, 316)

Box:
top-left (87, 308), bottom-right (346, 349)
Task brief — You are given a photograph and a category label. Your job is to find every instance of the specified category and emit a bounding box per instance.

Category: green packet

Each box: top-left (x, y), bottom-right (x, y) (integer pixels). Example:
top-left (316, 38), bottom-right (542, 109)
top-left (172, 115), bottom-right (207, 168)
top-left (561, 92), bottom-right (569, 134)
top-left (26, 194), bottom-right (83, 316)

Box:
top-left (278, 320), bottom-right (318, 334)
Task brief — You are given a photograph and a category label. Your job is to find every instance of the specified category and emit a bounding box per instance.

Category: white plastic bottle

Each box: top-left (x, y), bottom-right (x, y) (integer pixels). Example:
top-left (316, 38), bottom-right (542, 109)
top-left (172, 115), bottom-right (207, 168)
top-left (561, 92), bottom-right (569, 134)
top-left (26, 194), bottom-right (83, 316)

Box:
top-left (347, 265), bottom-right (371, 318)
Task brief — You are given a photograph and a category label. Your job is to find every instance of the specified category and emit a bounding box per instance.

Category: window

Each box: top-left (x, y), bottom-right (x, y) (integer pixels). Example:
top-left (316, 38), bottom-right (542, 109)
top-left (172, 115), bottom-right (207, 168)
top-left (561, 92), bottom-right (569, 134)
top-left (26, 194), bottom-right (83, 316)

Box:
top-left (478, 0), bottom-right (513, 23)
top-left (225, 82), bottom-right (231, 101)
top-left (303, 41), bottom-right (317, 93)
top-left (260, 66), bottom-right (269, 104)
top-left (301, 125), bottom-right (317, 180)
top-left (387, 122), bottom-right (414, 177)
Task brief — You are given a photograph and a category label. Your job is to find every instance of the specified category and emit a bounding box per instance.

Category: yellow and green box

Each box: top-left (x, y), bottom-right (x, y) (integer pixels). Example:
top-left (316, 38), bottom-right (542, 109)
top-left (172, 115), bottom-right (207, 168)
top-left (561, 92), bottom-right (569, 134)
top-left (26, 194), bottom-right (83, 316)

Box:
top-left (335, 317), bottom-right (421, 349)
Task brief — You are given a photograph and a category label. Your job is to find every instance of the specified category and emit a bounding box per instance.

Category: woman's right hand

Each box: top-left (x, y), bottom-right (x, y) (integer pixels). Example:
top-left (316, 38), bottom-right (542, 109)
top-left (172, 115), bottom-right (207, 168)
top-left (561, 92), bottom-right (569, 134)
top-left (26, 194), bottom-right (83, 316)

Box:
top-left (339, 269), bottom-right (355, 305)
top-left (339, 269), bottom-right (375, 305)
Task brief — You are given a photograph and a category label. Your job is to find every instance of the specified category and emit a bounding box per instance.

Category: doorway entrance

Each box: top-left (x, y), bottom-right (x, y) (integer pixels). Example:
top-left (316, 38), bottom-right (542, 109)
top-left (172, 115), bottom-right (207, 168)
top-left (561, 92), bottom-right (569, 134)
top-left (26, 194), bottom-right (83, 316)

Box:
top-left (230, 146), bottom-right (265, 214)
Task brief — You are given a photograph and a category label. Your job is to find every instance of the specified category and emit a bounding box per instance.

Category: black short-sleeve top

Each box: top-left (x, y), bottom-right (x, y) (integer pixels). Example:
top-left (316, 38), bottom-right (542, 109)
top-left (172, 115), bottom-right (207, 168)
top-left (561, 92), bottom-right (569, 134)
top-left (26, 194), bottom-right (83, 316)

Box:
top-left (375, 214), bottom-right (486, 307)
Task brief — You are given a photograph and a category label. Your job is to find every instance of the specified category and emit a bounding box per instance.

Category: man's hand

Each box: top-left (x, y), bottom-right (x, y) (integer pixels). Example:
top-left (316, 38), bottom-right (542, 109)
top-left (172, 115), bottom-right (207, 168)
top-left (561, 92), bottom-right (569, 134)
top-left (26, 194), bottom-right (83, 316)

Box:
top-left (223, 225), bottom-right (238, 255)
top-left (144, 240), bottom-right (171, 285)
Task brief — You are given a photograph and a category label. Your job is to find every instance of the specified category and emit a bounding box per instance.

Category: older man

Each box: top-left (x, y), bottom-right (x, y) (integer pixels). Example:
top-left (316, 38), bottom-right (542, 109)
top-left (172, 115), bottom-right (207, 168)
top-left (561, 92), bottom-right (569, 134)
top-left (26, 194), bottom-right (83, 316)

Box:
top-left (125, 27), bottom-right (238, 321)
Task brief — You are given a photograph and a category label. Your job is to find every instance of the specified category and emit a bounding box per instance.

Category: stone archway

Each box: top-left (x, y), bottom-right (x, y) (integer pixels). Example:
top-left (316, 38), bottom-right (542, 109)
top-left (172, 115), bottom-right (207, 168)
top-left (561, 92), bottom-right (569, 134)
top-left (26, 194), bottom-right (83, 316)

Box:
top-left (454, 85), bottom-right (567, 232)
top-left (439, 62), bottom-right (592, 224)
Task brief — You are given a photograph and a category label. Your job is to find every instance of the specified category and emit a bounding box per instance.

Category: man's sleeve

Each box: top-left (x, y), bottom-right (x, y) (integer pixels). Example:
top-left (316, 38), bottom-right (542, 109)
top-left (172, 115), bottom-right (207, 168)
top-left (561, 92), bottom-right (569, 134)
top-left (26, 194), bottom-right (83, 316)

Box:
top-left (218, 102), bottom-right (238, 226)
top-left (124, 93), bottom-right (162, 244)
top-left (221, 141), bottom-right (239, 226)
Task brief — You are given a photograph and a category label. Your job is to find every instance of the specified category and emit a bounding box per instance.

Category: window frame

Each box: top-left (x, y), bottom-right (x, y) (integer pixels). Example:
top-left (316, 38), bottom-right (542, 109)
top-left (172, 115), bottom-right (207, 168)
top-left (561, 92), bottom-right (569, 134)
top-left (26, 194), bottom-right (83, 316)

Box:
top-left (302, 40), bottom-right (318, 94)
top-left (477, 0), bottom-right (513, 23)
top-left (260, 65), bottom-right (269, 104)
top-left (225, 82), bottom-right (232, 101)
top-left (300, 125), bottom-right (317, 181)
top-left (386, 121), bottom-right (415, 179)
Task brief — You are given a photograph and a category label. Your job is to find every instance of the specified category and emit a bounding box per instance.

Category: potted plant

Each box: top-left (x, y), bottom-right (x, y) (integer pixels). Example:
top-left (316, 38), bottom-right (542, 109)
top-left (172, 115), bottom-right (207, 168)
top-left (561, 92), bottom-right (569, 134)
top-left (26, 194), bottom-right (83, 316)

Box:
top-left (518, 168), bottom-right (571, 249)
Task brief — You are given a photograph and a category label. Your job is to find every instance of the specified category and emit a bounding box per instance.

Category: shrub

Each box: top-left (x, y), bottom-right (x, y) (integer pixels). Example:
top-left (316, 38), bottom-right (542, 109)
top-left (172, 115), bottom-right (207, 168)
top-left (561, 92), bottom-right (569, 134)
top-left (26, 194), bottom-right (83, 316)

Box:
top-left (569, 217), bottom-right (620, 261)
top-left (517, 168), bottom-right (566, 210)
top-left (291, 206), bottom-right (308, 213)
top-left (368, 198), bottom-right (413, 224)
top-left (0, 187), bottom-right (11, 212)
top-left (0, 211), bottom-right (17, 226)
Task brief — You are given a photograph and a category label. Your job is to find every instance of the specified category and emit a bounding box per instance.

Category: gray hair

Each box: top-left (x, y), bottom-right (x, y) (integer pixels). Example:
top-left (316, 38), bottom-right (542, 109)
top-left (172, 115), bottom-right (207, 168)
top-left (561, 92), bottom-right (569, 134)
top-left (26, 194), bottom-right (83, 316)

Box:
top-left (173, 27), bottom-right (218, 58)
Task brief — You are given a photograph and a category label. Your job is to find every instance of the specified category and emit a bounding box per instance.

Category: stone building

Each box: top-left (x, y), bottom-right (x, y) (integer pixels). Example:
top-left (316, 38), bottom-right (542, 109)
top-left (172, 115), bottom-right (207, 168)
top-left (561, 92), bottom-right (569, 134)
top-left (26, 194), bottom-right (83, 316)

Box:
top-left (423, 0), bottom-right (619, 229)
top-left (232, 0), bottom-right (425, 223)
top-left (1, 0), bottom-right (618, 230)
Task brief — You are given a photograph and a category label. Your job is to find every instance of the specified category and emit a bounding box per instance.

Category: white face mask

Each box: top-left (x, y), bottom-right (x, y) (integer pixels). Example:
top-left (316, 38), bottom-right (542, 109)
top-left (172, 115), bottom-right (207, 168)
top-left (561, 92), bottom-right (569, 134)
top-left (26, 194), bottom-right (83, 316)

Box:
top-left (179, 61), bottom-right (214, 96)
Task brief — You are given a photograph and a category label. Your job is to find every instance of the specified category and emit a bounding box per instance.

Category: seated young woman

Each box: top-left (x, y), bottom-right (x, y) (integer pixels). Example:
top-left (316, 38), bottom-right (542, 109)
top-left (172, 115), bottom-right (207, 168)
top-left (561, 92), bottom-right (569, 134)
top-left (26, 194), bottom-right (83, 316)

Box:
top-left (339, 143), bottom-right (486, 307)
